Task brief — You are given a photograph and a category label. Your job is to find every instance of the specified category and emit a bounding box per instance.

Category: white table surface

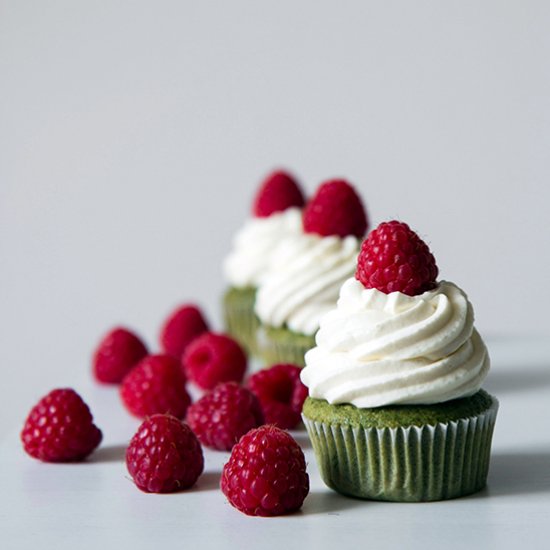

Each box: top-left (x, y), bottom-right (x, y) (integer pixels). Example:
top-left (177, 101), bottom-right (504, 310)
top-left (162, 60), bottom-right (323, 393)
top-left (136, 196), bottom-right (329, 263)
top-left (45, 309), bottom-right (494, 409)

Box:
top-left (1, 335), bottom-right (549, 550)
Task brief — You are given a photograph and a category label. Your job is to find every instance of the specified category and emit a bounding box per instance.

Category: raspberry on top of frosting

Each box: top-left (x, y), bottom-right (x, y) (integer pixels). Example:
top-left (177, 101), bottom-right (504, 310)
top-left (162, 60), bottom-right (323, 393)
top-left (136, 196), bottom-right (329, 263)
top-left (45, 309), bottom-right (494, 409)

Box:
top-left (303, 179), bottom-right (368, 238)
top-left (355, 220), bottom-right (438, 296)
top-left (254, 179), bottom-right (369, 335)
top-left (254, 234), bottom-right (361, 335)
top-left (253, 170), bottom-right (305, 218)
top-left (301, 220), bottom-right (490, 408)
top-left (224, 170), bottom-right (305, 288)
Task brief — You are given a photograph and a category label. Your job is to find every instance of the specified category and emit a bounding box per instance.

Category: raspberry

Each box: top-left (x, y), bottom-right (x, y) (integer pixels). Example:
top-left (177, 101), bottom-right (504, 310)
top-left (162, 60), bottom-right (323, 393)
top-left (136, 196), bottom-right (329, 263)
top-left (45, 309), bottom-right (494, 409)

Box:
top-left (120, 354), bottom-right (191, 419)
top-left (126, 414), bottom-right (204, 493)
top-left (221, 425), bottom-right (309, 516)
top-left (159, 304), bottom-right (209, 360)
top-left (303, 179), bottom-right (368, 238)
top-left (186, 382), bottom-right (264, 451)
top-left (355, 220), bottom-right (439, 296)
top-left (92, 326), bottom-right (148, 384)
top-left (183, 332), bottom-right (247, 390)
top-left (21, 388), bottom-right (102, 462)
top-left (253, 170), bottom-right (305, 218)
top-left (247, 364), bottom-right (307, 430)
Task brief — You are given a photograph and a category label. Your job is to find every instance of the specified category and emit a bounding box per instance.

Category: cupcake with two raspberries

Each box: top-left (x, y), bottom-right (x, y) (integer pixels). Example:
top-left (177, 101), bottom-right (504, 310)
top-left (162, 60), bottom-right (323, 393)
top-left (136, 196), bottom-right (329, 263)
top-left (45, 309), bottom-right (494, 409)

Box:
top-left (301, 220), bottom-right (498, 502)
top-left (255, 179), bottom-right (369, 367)
top-left (222, 170), bottom-right (306, 357)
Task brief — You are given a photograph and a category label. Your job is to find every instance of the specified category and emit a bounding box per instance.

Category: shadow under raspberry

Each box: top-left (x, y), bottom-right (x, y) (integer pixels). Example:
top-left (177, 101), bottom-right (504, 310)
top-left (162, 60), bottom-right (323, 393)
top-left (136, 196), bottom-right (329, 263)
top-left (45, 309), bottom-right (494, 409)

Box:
top-left (192, 471), bottom-right (222, 492)
top-left (89, 444), bottom-right (127, 463)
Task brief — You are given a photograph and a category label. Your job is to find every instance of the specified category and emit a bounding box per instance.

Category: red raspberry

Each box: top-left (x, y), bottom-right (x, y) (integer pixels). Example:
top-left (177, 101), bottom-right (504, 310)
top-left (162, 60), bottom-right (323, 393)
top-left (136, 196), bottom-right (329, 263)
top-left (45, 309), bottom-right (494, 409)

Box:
top-left (303, 179), bottom-right (368, 238)
top-left (120, 354), bottom-right (191, 419)
top-left (355, 220), bottom-right (439, 296)
top-left (221, 425), bottom-right (309, 516)
top-left (126, 414), bottom-right (204, 493)
top-left (247, 364), bottom-right (307, 430)
top-left (253, 170), bottom-right (305, 218)
top-left (21, 388), bottom-right (102, 462)
top-left (183, 332), bottom-right (247, 390)
top-left (186, 382), bottom-right (264, 451)
top-left (159, 304), bottom-right (209, 360)
top-left (92, 326), bottom-right (148, 384)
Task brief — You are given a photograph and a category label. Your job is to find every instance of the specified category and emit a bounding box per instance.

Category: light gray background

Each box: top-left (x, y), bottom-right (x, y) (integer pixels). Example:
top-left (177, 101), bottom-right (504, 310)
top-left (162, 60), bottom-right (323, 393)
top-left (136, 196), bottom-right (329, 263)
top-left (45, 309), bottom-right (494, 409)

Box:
top-left (1, 0), bottom-right (549, 438)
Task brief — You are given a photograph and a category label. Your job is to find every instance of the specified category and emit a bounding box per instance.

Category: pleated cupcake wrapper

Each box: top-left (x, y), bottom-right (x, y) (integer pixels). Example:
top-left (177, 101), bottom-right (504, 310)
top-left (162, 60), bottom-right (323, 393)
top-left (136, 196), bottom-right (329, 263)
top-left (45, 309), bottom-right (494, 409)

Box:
top-left (223, 288), bottom-right (260, 357)
top-left (303, 397), bottom-right (498, 502)
top-left (259, 327), bottom-right (316, 367)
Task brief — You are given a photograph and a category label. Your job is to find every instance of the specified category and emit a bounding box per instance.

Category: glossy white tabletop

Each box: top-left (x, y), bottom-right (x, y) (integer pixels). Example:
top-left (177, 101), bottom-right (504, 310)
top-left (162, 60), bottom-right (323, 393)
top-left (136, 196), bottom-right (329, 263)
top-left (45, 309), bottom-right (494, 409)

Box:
top-left (1, 335), bottom-right (549, 550)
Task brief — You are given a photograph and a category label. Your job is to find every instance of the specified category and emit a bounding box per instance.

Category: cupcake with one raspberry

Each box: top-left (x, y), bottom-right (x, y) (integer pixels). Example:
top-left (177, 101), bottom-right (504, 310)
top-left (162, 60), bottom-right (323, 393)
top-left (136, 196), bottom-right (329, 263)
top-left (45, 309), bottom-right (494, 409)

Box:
top-left (254, 179), bottom-right (369, 367)
top-left (300, 221), bottom-right (498, 502)
top-left (222, 170), bottom-right (306, 357)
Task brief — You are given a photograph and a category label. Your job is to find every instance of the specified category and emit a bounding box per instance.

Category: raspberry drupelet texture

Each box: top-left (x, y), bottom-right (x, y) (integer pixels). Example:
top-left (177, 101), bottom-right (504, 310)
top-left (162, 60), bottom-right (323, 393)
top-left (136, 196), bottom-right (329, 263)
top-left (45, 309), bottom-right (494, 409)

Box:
top-left (247, 364), bottom-right (308, 430)
top-left (355, 220), bottom-right (439, 296)
top-left (253, 170), bottom-right (305, 218)
top-left (303, 179), bottom-right (368, 238)
top-left (186, 382), bottom-right (264, 451)
top-left (92, 327), bottom-right (148, 384)
top-left (120, 354), bottom-right (191, 419)
top-left (221, 425), bottom-right (309, 516)
top-left (183, 332), bottom-right (247, 390)
top-left (21, 388), bottom-right (102, 462)
top-left (126, 414), bottom-right (204, 493)
top-left (159, 304), bottom-right (209, 360)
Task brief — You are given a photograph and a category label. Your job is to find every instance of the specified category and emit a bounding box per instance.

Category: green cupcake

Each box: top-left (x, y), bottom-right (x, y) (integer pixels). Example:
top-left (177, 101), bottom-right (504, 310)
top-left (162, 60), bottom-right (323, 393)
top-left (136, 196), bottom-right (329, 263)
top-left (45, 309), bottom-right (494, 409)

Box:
top-left (222, 171), bottom-right (306, 359)
top-left (259, 325), bottom-right (316, 367)
top-left (255, 180), bottom-right (369, 367)
top-left (223, 286), bottom-right (261, 357)
top-left (302, 391), bottom-right (498, 502)
top-left (300, 220), bottom-right (498, 502)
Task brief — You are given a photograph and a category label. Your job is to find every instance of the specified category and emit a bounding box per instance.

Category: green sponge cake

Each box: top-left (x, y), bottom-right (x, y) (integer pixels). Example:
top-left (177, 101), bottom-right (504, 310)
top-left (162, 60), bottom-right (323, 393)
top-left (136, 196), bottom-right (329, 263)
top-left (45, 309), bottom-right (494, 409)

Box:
top-left (300, 221), bottom-right (498, 502)
top-left (303, 389), bottom-right (494, 430)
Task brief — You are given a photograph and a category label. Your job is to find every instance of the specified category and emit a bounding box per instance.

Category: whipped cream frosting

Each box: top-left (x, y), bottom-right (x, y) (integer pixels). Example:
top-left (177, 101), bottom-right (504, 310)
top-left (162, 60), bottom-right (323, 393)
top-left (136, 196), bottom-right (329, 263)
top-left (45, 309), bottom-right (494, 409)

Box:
top-left (301, 278), bottom-right (490, 406)
top-left (254, 234), bottom-right (361, 336)
top-left (223, 208), bottom-right (303, 288)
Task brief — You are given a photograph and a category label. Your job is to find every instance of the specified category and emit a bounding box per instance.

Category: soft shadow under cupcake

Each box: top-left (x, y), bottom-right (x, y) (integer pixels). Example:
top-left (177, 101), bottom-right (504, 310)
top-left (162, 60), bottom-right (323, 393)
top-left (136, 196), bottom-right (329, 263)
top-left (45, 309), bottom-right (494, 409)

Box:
top-left (301, 489), bottom-right (368, 515)
top-left (467, 448), bottom-right (550, 498)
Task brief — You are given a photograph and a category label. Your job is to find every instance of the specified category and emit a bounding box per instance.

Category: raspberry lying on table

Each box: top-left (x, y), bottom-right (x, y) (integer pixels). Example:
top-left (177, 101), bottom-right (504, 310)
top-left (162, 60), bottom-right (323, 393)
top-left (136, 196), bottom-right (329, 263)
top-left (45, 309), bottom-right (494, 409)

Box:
top-left (247, 364), bottom-right (308, 429)
top-left (159, 304), bottom-right (209, 359)
top-left (92, 326), bottom-right (148, 384)
top-left (126, 414), bottom-right (204, 493)
top-left (183, 332), bottom-right (247, 390)
top-left (221, 425), bottom-right (309, 516)
top-left (120, 354), bottom-right (191, 419)
top-left (21, 388), bottom-right (102, 462)
top-left (186, 382), bottom-right (264, 451)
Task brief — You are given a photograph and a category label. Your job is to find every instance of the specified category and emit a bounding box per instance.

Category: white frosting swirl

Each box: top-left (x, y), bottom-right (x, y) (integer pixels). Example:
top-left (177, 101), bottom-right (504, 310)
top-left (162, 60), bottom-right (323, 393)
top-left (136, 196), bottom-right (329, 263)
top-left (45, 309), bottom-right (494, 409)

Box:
top-left (255, 234), bottom-right (360, 336)
top-left (223, 208), bottom-right (303, 288)
top-left (301, 278), bottom-right (490, 406)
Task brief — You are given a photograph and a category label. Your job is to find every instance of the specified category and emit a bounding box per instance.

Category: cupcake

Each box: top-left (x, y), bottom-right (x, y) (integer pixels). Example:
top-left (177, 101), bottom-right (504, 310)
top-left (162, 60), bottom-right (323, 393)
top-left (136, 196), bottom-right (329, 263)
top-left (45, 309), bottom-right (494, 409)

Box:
top-left (255, 179), bottom-right (369, 366)
top-left (222, 170), bottom-right (305, 357)
top-left (301, 220), bottom-right (498, 502)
